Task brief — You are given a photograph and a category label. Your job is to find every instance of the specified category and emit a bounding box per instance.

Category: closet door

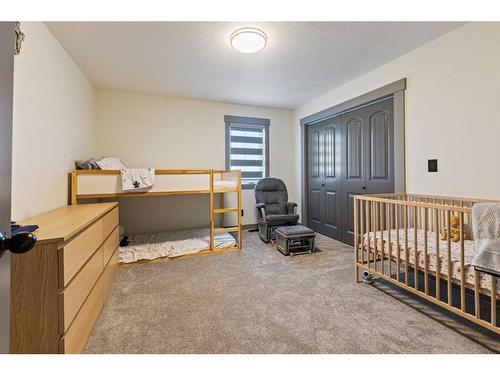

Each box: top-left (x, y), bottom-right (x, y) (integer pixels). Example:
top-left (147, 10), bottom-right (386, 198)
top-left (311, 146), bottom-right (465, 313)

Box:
top-left (307, 116), bottom-right (342, 239)
top-left (307, 123), bottom-right (323, 234)
top-left (340, 98), bottom-right (394, 245)
top-left (340, 107), bottom-right (367, 245)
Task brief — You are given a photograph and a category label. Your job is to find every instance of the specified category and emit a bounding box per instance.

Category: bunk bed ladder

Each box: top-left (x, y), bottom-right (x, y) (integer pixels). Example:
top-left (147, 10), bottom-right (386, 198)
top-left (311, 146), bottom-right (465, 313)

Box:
top-left (209, 170), bottom-right (243, 251)
top-left (209, 170), bottom-right (215, 250)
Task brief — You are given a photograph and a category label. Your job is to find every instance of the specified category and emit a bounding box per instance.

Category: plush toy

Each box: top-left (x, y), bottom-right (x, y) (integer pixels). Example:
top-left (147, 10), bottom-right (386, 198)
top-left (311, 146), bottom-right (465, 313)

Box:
top-left (440, 215), bottom-right (465, 242)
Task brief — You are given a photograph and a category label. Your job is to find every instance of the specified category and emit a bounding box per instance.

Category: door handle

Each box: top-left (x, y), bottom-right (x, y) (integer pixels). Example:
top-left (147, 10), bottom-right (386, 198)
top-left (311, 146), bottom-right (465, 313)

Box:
top-left (362, 187), bottom-right (366, 190)
top-left (0, 232), bottom-right (37, 257)
top-left (321, 184), bottom-right (325, 186)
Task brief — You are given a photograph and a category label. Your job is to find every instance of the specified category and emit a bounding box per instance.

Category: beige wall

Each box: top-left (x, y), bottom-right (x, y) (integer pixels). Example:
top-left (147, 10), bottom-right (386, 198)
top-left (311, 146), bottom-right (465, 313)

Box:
top-left (293, 22), bottom-right (500, 218)
top-left (95, 90), bottom-right (296, 233)
top-left (12, 22), bottom-right (97, 221)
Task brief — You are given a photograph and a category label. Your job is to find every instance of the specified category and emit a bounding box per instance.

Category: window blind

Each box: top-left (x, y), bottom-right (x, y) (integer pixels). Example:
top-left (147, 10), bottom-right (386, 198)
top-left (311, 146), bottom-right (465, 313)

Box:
top-left (228, 124), bottom-right (267, 185)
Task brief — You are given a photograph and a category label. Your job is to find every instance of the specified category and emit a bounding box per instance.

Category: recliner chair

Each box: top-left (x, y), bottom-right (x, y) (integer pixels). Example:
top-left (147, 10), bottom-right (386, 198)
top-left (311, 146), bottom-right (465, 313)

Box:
top-left (254, 177), bottom-right (299, 243)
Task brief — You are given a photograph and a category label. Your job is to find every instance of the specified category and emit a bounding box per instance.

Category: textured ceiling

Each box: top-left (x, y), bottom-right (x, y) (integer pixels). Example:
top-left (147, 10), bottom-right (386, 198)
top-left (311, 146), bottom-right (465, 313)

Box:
top-left (46, 22), bottom-right (464, 109)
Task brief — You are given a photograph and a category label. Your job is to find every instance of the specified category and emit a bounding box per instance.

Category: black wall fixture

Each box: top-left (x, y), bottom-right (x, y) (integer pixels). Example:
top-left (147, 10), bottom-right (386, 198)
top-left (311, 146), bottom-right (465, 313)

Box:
top-left (428, 159), bottom-right (438, 172)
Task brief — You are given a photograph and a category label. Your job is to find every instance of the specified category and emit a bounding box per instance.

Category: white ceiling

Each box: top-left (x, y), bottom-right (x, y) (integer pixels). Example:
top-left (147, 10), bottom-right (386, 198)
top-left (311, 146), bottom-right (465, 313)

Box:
top-left (46, 22), bottom-right (464, 109)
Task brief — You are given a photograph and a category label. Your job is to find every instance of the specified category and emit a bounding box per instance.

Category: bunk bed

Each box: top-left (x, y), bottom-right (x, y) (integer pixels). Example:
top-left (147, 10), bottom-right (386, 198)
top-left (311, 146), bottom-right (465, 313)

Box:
top-left (70, 169), bottom-right (243, 262)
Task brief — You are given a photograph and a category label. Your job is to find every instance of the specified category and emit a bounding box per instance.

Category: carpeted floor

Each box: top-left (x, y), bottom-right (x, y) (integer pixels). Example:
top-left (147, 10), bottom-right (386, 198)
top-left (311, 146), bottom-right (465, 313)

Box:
top-left (84, 231), bottom-right (499, 353)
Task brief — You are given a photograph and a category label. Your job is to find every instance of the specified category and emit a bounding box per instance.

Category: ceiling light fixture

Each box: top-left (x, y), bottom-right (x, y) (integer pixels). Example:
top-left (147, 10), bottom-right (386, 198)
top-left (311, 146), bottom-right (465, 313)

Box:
top-left (230, 27), bottom-right (267, 54)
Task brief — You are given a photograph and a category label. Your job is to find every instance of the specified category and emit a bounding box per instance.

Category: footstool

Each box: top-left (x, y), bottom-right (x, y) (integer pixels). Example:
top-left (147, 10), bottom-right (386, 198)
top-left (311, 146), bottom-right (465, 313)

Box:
top-left (275, 225), bottom-right (316, 256)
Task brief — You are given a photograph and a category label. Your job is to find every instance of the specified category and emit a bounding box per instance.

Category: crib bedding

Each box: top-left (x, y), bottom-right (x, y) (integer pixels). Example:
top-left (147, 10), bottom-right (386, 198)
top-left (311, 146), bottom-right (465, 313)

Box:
top-left (362, 228), bottom-right (499, 294)
top-left (119, 228), bottom-right (236, 263)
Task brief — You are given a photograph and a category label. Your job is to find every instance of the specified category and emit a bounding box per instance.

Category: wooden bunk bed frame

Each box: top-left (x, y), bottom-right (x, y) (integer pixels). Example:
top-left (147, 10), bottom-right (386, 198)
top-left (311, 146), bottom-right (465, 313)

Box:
top-left (354, 193), bottom-right (500, 335)
top-left (70, 169), bottom-right (243, 258)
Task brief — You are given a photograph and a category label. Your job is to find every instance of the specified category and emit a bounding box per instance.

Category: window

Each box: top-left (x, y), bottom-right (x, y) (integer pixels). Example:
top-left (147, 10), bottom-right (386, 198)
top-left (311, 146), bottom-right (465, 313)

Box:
top-left (225, 115), bottom-right (270, 189)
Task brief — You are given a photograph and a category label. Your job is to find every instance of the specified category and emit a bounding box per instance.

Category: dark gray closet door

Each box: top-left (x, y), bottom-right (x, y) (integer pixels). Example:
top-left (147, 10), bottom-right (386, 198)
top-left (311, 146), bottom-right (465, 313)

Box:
top-left (307, 116), bottom-right (342, 239)
top-left (340, 107), bottom-right (367, 244)
top-left (340, 98), bottom-right (394, 245)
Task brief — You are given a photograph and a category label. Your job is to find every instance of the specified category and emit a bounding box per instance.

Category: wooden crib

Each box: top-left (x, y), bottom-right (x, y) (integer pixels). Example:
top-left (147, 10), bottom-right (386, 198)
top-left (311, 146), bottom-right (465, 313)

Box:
top-left (353, 193), bottom-right (499, 334)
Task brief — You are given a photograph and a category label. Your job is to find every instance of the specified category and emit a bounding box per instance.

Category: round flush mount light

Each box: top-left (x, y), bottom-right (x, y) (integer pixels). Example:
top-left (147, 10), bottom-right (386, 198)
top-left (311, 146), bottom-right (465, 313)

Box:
top-left (230, 27), bottom-right (267, 54)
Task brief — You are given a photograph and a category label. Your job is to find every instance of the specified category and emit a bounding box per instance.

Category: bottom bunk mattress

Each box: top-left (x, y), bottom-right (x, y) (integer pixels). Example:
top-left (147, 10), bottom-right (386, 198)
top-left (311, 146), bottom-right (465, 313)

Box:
top-left (362, 228), bottom-right (499, 295)
top-left (119, 228), bottom-right (237, 263)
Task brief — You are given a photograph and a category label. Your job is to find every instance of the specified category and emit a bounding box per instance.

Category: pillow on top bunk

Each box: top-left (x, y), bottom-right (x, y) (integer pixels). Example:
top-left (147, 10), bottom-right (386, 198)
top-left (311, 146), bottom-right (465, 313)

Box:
top-left (75, 157), bottom-right (101, 170)
top-left (96, 157), bottom-right (128, 170)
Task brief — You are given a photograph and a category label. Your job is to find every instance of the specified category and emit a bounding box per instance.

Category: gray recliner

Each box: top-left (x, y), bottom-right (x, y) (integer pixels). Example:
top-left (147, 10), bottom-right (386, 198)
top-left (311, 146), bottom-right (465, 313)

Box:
top-left (254, 177), bottom-right (299, 242)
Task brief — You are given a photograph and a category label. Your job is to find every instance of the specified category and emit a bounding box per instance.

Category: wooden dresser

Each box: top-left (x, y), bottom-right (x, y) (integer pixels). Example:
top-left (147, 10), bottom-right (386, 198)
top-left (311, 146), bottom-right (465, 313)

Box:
top-left (10, 202), bottom-right (119, 354)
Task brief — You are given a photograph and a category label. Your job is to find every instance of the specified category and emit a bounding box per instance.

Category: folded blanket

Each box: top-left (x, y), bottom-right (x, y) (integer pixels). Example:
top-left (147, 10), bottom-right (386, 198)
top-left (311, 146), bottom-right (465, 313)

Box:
top-left (471, 203), bottom-right (500, 276)
top-left (121, 168), bottom-right (155, 192)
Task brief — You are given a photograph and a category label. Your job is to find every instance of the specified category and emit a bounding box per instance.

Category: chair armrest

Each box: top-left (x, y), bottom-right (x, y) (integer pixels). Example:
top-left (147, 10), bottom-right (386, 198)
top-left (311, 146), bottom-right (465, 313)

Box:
top-left (286, 202), bottom-right (297, 214)
top-left (256, 203), bottom-right (266, 220)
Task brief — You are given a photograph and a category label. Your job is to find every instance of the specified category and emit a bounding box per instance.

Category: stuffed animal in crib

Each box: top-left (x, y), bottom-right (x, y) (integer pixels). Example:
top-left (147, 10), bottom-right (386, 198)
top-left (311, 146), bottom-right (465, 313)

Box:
top-left (440, 215), bottom-right (465, 242)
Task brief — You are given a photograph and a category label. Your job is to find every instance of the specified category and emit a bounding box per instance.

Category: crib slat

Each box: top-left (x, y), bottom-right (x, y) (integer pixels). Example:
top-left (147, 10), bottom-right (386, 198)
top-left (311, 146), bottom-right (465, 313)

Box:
top-left (396, 204), bottom-right (400, 282)
top-left (447, 210), bottom-right (452, 307)
top-left (380, 202), bottom-right (384, 275)
top-left (474, 270), bottom-right (480, 318)
top-left (360, 200), bottom-right (365, 267)
top-left (459, 212), bottom-right (465, 312)
top-left (492, 277), bottom-right (497, 326)
top-left (387, 203), bottom-right (392, 279)
top-left (414, 207), bottom-right (418, 290)
top-left (435, 208), bottom-right (441, 301)
top-left (354, 198), bottom-right (359, 282)
top-left (366, 201), bottom-right (371, 270)
top-left (424, 208), bottom-right (429, 295)
top-left (404, 206), bottom-right (409, 286)
top-left (374, 202), bottom-right (378, 272)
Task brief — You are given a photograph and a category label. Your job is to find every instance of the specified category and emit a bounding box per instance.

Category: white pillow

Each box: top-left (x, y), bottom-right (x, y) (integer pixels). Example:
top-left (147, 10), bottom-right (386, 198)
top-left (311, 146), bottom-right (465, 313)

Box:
top-left (96, 157), bottom-right (128, 170)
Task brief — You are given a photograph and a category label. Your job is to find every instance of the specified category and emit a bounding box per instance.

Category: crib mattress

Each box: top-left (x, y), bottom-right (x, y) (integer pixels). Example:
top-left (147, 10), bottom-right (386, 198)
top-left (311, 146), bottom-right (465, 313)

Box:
top-left (119, 228), bottom-right (236, 263)
top-left (362, 228), bottom-right (499, 294)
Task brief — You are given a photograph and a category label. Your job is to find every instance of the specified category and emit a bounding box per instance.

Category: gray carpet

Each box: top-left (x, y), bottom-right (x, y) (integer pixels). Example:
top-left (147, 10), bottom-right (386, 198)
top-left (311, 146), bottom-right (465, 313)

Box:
top-left (84, 231), bottom-right (500, 353)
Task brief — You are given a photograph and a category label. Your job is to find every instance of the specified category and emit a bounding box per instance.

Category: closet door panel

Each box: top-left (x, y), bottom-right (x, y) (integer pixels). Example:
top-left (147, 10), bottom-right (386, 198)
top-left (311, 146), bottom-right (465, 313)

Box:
top-left (346, 118), bottom-right (363, 179)
top-left (324, 125), bottom-right (336, 178)
top-left (366, 99), bottom-right (394, 194)
top-left (324, 190), bottom-right (338, 229)
top-left (369, 111), bottom-right (389, 179)
top-left (309, 189), bottom-right (321, 224)
top-left (309, 129), bottom-right (320, 178)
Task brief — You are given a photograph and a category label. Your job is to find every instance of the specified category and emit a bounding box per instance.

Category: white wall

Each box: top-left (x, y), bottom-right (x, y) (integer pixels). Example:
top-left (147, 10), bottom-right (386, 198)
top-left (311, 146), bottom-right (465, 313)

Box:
top-left (294, 22), bottom-right (500, 212)
top-left (95, 90), bottom-right (295, 233)
top-left (12, 22), bottom-right (97, 220)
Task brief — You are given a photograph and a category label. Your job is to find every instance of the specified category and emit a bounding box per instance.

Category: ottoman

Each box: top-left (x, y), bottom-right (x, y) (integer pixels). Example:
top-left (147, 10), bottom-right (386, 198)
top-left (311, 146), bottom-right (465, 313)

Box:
top-left (275, 225), bottom-right (316, 256)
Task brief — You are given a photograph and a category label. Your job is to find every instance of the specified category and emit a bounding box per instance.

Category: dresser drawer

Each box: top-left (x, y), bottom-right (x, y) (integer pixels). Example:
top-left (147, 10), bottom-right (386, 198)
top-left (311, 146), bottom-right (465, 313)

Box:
top-left (61, 276), bottom-right (104, 354)
top-left (102, 207), bottom-right (119, 240)
top-left (103, 247), bottom-right (119, 301)
top-left (60, 247), bottom-right (104, 333)
top-left (61, 219), bottom-right (103, 286)
top-left (103, 226), bottom-right (119, 266)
